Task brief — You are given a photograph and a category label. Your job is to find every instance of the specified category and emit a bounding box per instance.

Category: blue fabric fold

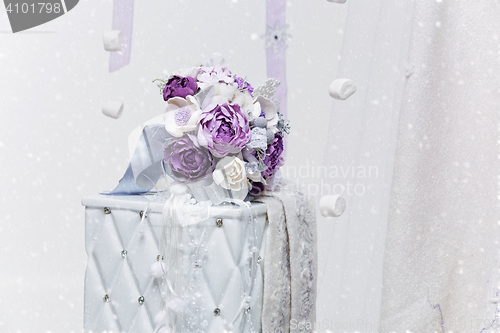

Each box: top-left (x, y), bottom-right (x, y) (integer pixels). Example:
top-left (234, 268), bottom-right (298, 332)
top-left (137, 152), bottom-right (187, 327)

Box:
top-left (103, 124), bottom-right (172, 195)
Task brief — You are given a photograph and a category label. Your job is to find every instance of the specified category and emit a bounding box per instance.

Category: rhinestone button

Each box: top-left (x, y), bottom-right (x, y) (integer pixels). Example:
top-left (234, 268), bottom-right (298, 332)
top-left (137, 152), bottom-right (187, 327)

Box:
top-left (215, 218), bottom-right (223, 228)
top-left (103, 294), bottom-right (110, 303)
top-left (138, 296), bottom-right (145, 305)
top-left (257, 256), bottom-right (262, 264)
top-left (104, 207), bottom-right (111, 214)
top-left (246, 307), bottom-right (251, 313)
top-left (214, 307), bottom-right (221, 316)
top-left (139, 210), bottom-right (147, 218)
top-left (121, 250), bottom-right (127, 258)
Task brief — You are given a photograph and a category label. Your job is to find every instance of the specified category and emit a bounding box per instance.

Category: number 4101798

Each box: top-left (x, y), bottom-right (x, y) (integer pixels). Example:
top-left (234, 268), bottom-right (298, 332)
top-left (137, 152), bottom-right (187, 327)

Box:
top-left (5, 2), bottom-right (62, 14)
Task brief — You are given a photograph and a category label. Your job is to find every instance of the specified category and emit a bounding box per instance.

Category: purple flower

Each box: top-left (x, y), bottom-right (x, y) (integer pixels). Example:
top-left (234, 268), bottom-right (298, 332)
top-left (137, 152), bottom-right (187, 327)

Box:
top-left (234, 76), bottom-right (254, 95)
top-left (249, 180), bottom-right (265, 196)
top-left (197, 103), bottom-right (251, 158)
top-left (197, 66), bottom-right (235, 90)
top-left (163, 75), bottom-right (198, 101)
top-left (163, 133), bottom-right (214, 182)
top-left (260, 132), bottom-right (285, 178)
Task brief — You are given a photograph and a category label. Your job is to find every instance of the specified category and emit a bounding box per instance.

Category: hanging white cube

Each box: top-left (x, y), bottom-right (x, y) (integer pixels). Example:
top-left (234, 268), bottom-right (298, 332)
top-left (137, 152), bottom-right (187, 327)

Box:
top-left (102, 100), bottom-right (124, 119)
top-left (319, 194), bottom-right (347, 217)
top-left (103, 30), bottom-right (122, 51)
top-left (329, 78), bottom-right (357, 100)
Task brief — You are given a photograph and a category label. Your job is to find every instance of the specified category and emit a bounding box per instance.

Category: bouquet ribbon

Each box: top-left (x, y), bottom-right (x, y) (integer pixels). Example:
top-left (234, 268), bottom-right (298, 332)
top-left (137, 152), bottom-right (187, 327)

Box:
top-left (104, 124), bottom-right (172, 195)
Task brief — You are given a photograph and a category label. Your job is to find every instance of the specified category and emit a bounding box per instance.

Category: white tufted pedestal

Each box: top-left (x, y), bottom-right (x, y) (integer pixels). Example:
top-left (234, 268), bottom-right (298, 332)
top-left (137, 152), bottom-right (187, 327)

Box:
top-left (82, 194), bottom-right (268, 333)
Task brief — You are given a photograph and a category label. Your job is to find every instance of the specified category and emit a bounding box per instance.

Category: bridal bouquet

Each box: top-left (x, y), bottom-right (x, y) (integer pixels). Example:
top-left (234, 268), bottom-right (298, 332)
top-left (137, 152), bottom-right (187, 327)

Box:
top-left (155, 59), bottom-right (290, 198)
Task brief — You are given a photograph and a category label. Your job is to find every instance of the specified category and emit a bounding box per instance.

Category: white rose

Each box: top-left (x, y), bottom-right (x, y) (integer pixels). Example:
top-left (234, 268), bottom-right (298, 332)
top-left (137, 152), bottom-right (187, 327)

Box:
top-left (164, 95), bottom-right (202, 137)
top-left (212, 156), bottom-right (249, 191)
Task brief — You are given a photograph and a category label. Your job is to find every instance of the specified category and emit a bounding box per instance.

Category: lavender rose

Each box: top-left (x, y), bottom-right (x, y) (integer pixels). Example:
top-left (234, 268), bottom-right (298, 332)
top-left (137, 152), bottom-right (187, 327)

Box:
top-left (197, 103), bottom-right (251, 158)
top-left (163, 133), bottom-right (214, 182)
top-left (260, 132), bottom-right (285, 178)
top-left (163, 75), bottom-right (198, 101)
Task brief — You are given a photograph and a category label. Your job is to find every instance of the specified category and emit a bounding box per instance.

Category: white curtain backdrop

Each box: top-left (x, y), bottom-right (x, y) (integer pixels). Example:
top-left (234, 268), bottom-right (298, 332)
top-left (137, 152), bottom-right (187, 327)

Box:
top-left (322, 1), bottom-right (500, 332)
top-left (320, 1), bottom-right (413, 330)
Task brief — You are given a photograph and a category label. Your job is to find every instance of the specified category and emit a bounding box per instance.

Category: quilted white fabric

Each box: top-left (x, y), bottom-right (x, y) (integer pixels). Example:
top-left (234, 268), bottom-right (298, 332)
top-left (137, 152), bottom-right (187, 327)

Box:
top-left (82, 194), bottom-right (267, 333)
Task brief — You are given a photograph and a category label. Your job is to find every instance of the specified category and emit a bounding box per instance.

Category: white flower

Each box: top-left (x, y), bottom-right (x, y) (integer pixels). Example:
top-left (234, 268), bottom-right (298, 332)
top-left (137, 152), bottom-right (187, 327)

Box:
top-left (197, 66), bottom-right (235, 90)
top-left (213, 156), bottom-right (249, 191)
top-left (164, 95), bottom-right (202, 137)
top-left (211, 82), bottom-right (238, 105)
top-left (203, 83), bottom-right (261, 121)
top-left (233, 90), bottom-right (260, 120)
top-left (172, 66), bottom-right (201, 79)
top-left (253, 95), bottom-right (278, 130)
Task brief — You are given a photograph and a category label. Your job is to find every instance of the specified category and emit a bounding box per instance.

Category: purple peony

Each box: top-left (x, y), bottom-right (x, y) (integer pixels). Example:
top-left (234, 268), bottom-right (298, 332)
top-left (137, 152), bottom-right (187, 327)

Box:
top-left (197, 103), bottom-right (251, 158)
top-left (163, 133), bottom-right (214, 182)
top-left (260, 132), bottom-right (285, 178)
top-left (163, 75), bottom-right (198, 101)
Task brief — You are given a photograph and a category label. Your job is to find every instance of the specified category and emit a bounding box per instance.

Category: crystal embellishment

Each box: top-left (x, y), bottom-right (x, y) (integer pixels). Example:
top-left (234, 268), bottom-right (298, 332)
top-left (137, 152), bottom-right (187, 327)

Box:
top-left (104, 207), bottom-right (111, 214)
top-left (139, 210), bottom-right (147, 219)
top-left (257, 255), bottom-right (262, 264)
top-left (138, 296), bottom-right (145, 305)
top-left (215, 218), bottom-right (223, 228)
top-left (245, 161), bottom-right (259, 175)
top-left (214, 308), bottom-right (221, 316)
top-left (103, 294), bottom-right (110, 303)
top-left (121, 250), bottom-right (127, 258)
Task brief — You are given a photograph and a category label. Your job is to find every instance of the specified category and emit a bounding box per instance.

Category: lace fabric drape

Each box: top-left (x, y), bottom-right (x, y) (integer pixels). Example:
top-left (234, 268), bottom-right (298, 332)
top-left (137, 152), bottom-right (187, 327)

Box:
top-left (380, 1), bottom-right (500, 331)
top-left (321, 1), bottom-right (500, 332)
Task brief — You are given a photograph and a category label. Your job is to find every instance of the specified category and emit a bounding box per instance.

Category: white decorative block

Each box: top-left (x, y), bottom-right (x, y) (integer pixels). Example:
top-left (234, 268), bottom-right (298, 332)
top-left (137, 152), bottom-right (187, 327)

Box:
top-left (82, 194), bottom-right (267, 333)
top-left (329, 78), bottom-right (357, 100)
top-left (319, 194), bottom-right (346, 217)
top-left (103, 30), bottom-right (122, 51)
top-left (102, 100), bottom-right (124, 119)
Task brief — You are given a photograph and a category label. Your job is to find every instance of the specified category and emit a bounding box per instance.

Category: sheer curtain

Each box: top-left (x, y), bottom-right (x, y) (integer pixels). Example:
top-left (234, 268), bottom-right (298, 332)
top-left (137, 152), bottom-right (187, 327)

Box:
top-left (320, 1), bottom-right (414, 330)
top-left (321, 0), bottom-right (500, 332)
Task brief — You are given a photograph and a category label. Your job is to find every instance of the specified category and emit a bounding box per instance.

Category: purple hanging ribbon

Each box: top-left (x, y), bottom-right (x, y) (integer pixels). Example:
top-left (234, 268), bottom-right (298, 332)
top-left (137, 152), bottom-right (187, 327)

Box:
top-left (264, 0), bottom-right (288, 157)
top-left (265, 0), bottom-right (288, 120)
top-left (109, 0), bottom-right (134, 72)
